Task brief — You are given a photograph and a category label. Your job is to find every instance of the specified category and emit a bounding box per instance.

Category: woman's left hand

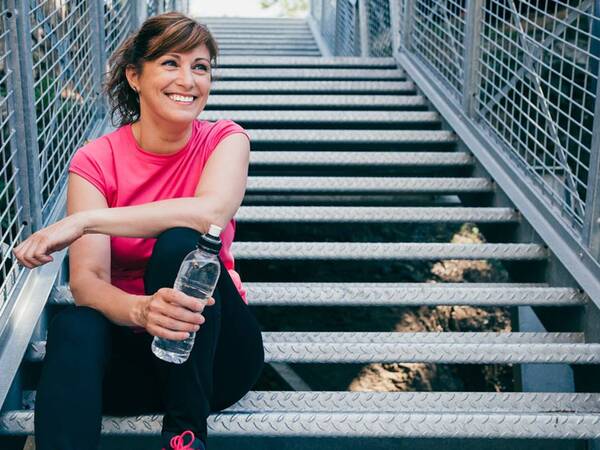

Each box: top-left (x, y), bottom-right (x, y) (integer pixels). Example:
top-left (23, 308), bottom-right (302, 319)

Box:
top-left (12, 213), bottom-right (86, 269)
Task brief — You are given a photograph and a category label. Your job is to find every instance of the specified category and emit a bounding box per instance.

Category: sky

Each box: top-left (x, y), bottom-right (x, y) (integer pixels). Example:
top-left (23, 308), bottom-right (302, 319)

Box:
top-left (190, 0), bottom-right (308, 18)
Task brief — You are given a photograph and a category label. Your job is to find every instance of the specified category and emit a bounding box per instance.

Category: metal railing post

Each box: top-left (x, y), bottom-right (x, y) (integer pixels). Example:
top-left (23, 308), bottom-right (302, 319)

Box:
top-left (5, 0), bottom-right (33, 240)
top-left (389, 0), bottom-right (401, 56)
top-left (462, 0), bottom-right (484, 116)
top-left (13, 0), bottom-right (42, 232)
top-left (583, 1), bottom-right (600, 260)
top-left (90, 0), bottom-right (107, 121)
top-left (358, 0), bottom-right (369, 56)
top-left (400, 0), bottom-right (415, 52)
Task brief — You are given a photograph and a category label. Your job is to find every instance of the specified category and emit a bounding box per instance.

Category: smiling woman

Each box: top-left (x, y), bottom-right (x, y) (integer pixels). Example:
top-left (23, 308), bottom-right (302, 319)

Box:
top-left (23, 12), bottom-right (264, 450)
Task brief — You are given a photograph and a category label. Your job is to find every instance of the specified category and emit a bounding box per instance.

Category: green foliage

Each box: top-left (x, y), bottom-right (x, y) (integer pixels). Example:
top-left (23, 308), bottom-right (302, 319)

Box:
top-left (259, 0), bottom-right (308, 16)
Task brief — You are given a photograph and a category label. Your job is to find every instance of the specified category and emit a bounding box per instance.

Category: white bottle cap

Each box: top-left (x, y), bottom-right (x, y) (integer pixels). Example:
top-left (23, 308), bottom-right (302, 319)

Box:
top-left (207, 224), bottom-right (222, 237)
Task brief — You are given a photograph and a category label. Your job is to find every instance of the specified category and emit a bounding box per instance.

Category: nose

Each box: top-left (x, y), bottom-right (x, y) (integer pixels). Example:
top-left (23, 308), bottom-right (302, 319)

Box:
top-left (177, 66), bottom-right (194, 89)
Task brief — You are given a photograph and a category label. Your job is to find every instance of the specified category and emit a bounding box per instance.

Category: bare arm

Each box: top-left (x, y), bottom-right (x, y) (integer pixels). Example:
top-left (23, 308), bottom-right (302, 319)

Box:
top-left (80, 133), bottom-right (250, 238)
top-left (66, 172), bottom-right (150, 326)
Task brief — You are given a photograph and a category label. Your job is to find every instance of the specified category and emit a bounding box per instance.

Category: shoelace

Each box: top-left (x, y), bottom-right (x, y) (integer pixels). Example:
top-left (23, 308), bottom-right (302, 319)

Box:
top-left (164, 430), bottom-right (197, 450)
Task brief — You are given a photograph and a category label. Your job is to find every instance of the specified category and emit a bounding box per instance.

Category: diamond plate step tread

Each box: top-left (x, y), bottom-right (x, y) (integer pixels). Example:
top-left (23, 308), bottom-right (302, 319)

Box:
top-left (235, 206), bottom-right (517, 223)
top-left (214, 56), bottom-right (398, 68)
top-left (218, 44), bottom-right (320, 50)
top-left (219, 51), bottom-right (322, 56)
top-left (249, 151), bottom-right (470, 166)
top-left (49, 283), bottom-right (586, 307)
top-left (245, 176), bottom-right (492, 193)
top-left (210, 80), bottom-right (415, 93)
top-left (211, 68), bottom-right (406, 80)
top-left (24, 333), bottom-right (600, 364)
top-left (200, 110), bottom-right (440, 123)
top-left (207, 95), bottom-right (424, 108)
top-left (19, 390), bottom-right (600, 414)
top-left (2, 410), bottom-right (599, 439)
top-left (247, 129), bottom-right (456, 143)
top-left (230, 241), bottom-right (546, 260)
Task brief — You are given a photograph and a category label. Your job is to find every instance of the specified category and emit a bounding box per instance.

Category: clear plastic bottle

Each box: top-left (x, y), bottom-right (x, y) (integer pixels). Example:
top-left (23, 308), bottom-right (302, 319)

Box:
top-left (151, 224), bottom-right (222, 364)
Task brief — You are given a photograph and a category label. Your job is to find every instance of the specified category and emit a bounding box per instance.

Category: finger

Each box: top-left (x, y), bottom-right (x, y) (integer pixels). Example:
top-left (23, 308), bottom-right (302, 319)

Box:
top-left (206, 297), bottom-right (216, 306)
top-left (163, 303), bottom-right (205, 325)
top-left (148, 324), bottom-right (191, 341)
top-left (152, 312), bottom-right (200, 333)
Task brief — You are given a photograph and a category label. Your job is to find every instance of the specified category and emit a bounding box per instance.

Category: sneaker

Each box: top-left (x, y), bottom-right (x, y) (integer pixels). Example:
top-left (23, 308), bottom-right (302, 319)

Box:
top-left (161, 430), bottom-right (206, 450)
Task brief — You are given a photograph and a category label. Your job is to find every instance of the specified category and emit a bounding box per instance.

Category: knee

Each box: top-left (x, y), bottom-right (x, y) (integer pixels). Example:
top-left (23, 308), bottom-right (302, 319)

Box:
top-left (151, 227), bottom-right (201, 265)
top-left (47, 305), bottom-right (110, 352)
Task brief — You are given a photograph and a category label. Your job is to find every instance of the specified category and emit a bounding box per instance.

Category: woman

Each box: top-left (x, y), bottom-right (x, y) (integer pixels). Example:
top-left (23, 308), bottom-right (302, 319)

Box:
top-left (12, 12), bottom-right (264, 450)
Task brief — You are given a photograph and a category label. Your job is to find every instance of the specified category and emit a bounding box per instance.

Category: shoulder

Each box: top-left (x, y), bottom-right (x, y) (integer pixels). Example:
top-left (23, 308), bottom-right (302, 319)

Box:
top-left (73, 126), bottom-right (125, 160)
top-left (196, 119), bottom-right (248, 140)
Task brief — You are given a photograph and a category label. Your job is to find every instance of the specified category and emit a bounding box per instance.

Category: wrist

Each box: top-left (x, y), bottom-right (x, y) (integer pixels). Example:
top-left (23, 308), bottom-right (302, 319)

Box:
top-left (130, 295), bottom-right (151, 328)
top-left (77, 210), bottom-right (94, 235)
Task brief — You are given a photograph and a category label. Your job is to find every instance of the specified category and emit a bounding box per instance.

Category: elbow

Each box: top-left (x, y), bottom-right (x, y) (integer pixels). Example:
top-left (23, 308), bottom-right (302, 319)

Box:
top-left (192, 196), bottom-right (233, 233)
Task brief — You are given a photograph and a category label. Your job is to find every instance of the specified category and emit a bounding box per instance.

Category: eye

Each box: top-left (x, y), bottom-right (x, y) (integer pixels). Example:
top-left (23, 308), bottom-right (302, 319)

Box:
top-left (162, 59), bottom-right (177, 67)
top-left (194, 64), bottom-right (209, 71)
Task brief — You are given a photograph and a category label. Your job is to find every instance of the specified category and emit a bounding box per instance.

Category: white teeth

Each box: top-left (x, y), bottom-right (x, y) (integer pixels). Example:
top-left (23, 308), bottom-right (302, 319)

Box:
top-left (168, 94), bottom-right (194, 103)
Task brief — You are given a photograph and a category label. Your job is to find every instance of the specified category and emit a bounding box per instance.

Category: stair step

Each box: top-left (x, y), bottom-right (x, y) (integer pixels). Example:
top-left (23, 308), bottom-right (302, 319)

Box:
top-left (218, 44), bottom-right (320, 51)
top-left (214, 56), bottom-right (398, 68)
top-left (231, 241), bottom-right (545, 260)
top-left (216, 38), bottom-right (318, 44)
top-left (235, 206), bottom-right (517, 223)
top-left (211, 68), bottom-right (406, 80)
top-left (218, 50), bottom-right (322, 56)
top-left (5, 391), bottom-right (600, 438)
top-left (211, 80), bottom-right (415, 94)
top-left (48, 283), bottom-right (585, 307)
top-left (247, 129), bottom-right (456, 146)
top-left (245, 176), bottom-right (491, 194)
top-left (207, 95), bottom-right (425, 110)
top-left (23, 332), bottom-right (599, 364)
top-left (248, 151), bottom-right (470, 167)
top-left (0, 400), bottom-right (600, 439)
top-left (201, 110), bottom-right (440, 126)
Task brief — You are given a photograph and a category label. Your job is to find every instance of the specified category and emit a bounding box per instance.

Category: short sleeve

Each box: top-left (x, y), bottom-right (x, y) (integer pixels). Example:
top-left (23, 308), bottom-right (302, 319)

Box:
top-left (68, 138), bottom-right (110, 201)
top-left (203, 120), bottom-right (250, 163)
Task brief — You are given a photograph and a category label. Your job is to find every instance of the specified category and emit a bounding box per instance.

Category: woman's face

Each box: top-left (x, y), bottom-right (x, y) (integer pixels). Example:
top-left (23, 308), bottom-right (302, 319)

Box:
top-left (129, 44), bottom-right (212, 126)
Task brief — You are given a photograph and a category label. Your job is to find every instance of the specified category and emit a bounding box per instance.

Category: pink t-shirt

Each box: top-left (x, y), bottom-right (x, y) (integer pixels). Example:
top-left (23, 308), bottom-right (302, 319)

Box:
top-left (68, 119), bottom-right (249, 303)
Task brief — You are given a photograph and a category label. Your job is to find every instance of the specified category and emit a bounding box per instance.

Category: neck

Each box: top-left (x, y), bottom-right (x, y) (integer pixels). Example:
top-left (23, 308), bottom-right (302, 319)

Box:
top-left (131, 115), bottom-right (193, 155)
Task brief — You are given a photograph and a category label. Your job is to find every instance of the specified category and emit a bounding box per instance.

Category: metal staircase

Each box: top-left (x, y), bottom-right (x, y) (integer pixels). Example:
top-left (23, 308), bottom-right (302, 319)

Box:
top-left (1, 15), bottom-right (600, 450)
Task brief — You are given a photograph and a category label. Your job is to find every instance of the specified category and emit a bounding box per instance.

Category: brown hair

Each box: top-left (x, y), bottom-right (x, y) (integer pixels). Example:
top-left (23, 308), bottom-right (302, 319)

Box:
top-left (104, 12), bottom-right (218, 127)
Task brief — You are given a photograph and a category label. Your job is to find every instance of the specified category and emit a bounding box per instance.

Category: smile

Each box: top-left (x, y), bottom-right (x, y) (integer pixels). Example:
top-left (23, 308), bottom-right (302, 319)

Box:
top-left (166, 93), bottom-right (197, 104)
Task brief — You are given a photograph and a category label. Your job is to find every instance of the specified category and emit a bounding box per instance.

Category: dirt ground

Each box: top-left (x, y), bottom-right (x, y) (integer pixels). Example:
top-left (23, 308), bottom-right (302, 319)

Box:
top-left (252, 223), bottom-right (515, 393)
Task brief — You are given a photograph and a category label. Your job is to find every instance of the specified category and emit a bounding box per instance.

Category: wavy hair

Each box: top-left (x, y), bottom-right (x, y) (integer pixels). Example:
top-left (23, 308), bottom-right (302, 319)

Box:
top-left (104, 12), bottom-right (218, 127)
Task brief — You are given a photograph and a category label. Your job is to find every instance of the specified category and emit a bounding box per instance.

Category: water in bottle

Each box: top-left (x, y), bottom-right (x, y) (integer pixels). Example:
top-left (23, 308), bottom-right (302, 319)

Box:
top-left (151, 224), bottom-right (222, 364)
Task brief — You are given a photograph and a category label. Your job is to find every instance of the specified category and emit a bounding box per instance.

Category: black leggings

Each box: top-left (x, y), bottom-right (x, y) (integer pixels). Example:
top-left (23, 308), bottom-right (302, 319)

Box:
top-left (34, 227), bottom-right (265, 449)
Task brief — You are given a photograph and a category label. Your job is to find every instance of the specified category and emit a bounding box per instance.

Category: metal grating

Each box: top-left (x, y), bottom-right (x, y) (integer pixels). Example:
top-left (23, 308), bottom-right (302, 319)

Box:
top-left (322, 0), bottom-right (338, 54)
top-left (0, 1), bottom-right (27, 315)
top-left (367, 0), bottom-right (392, 56)
top-left (410, 0), bottom-right (466, 104)
top-left (335, 0), bottom-right (360, 56)
top-left (104, 0), bottom-right (134, 60)
top-left (29, 0), bottom-right (99, 217)
top-left (476, 0), bottom-right (598, 230)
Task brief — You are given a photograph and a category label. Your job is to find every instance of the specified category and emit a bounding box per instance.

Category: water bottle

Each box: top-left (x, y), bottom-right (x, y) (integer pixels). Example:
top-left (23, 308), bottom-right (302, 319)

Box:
top-left (151, 224), bottom-right (222, 364)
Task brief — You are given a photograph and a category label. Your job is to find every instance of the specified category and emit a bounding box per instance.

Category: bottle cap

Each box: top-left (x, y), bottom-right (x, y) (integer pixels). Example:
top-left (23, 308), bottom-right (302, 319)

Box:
top-left (196, 224), bottom-right (222, 255)
top-left (208, 224), bottom-right (222, 237)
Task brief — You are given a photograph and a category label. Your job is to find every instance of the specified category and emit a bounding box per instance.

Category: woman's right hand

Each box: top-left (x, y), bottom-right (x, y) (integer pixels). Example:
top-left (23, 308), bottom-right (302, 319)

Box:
top-left (135, 288), bottom-right (216, 341)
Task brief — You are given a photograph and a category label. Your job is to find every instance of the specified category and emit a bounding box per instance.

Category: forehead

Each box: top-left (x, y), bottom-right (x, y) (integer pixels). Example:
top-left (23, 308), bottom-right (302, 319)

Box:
top-left (162, 44), bottom-right (210, 60)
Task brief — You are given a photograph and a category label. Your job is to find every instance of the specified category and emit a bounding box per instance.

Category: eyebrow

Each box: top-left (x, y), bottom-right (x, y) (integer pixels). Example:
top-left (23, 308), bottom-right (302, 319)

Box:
top-left (165, 53), bottom-right (211, 63)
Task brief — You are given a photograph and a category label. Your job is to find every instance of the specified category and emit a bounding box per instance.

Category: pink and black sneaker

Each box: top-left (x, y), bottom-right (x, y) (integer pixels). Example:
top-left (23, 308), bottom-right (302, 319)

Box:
top-left (161, 430), bottom-right (206, 450)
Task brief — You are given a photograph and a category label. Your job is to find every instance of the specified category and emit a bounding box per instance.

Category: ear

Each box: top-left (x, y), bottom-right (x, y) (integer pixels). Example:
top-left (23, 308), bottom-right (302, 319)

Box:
top-left (125, 64), bottom-right (139, 92)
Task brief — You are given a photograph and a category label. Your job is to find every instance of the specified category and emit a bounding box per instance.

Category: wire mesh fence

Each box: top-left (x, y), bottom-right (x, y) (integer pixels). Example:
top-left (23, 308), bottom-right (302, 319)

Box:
top-left (367, 0), bottom-right (392, 56)
top-left (410, 0), bottom-right (466, 104)
top-left (0, 0), bottom-right (27, 314)
top-left (476, 0), bottom-right (597, 229)
top-left (335, 0), bottom-right (360, 55)
top-left (30, 1), bottom-right (99, 216)
top-left (104, 0), bottom-right (134, 60)
top-left (310, 0), bottom-right (393, 56)
top-left (394, 0), bottom-right (600, 248)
